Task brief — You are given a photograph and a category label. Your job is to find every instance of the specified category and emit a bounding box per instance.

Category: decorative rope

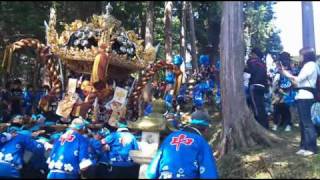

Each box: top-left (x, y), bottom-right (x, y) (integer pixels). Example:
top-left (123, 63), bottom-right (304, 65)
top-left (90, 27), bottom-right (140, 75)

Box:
top-left (128, 60), bottom-right (182, 121)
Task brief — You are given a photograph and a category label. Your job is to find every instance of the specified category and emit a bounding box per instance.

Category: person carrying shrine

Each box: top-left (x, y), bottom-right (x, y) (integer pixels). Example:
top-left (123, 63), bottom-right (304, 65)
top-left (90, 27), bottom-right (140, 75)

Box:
top-left (87, 128), bottom-right (111, 178)
top-left (145, 106), bottom-right (218, 179)
top-left (46, 117), bottom-right (94, 179)
top-left (0, 116), bottom-right (46, 178)
top-left (101, 122), bottom-right (140, 179)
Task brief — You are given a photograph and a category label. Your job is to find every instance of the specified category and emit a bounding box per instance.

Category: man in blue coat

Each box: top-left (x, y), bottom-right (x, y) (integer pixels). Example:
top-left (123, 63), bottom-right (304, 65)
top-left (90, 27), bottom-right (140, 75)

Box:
top-left (146, 113), bottom-right (218, 179)
top-left (0, 124), bottom-right (46, 178)
top-left (101, 122), bottom-right (140, 179)
top-left (87, 128), bottom-right (111, 178)
top-left (46, 117), bottom-right (94, 179)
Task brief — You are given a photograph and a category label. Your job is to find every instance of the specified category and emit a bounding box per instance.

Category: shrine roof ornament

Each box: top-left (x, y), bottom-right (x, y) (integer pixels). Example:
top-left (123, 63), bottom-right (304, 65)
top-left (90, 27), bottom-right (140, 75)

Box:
top-left (46, 3), bottom-right (156, 74)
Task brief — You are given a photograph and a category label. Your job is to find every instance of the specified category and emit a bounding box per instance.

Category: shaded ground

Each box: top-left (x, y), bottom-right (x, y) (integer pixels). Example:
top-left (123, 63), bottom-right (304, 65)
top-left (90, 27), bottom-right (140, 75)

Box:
top-left (206, 105), bottom-right (320, 179)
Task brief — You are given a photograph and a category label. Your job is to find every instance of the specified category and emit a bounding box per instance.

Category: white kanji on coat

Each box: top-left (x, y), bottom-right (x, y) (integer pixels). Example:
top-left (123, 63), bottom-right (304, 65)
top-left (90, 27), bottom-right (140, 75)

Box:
top-left (199, 166), bottom-right (206, 174)
top-left (73, 150), bottom-right (78, 156)
top-left (4, 153), bottom-right (13, 162)
top-left (54, 160), bottom-right (63, 170)
top-left (16, 144), bottom-right (21, 149)
top-left (48, 160), bottom-right (55, 169)
top-left (193, 161), bottom-right (198, 168)
top-left (64, 163), bottom-right (74, 172)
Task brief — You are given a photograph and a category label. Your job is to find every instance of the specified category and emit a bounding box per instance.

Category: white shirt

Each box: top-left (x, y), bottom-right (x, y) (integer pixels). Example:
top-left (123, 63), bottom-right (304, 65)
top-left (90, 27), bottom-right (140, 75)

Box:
top-left (295, 61), bottom-right (319, 100)
top-left (243, 72), bottom-right (251, 88)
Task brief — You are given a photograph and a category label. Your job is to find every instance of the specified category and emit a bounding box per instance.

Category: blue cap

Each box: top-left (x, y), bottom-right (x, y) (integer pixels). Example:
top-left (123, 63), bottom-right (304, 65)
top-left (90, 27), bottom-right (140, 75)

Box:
top-left (97, 128), bottom-right (110, 137)
top-left (44, 121), bottom-right (55, 126)
top-left (37, 136), bottom-right (50, 143)
top-left (165, 72), bottom-right (175, 84)
top-left (173, 55), bottom-right (183, 66)
top-left (69, 117), bottom-right (89, 130)
top-left (50, 132), bottom-right (62, 141)
top-left (199, 55), bottom-right (210, 66)
top-left (190, 119), bottom-right (210, 127)
top-left (7, 126), bottom-right (22, 133)
top-left (17, 130), bottom-right (32, 136)
top-left (37, 114), bottom-right (46, 120)
top-left (117, 122), bottom-right (128, 128)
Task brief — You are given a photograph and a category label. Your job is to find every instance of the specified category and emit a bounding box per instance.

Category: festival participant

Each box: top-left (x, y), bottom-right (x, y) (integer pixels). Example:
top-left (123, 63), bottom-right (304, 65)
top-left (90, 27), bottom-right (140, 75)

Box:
top-left (177, 84), bottom-right (188, 111)
top-left (0, 82), bottom-right (11, 123)
top-left (101, 122), bottom-right (140, 179)
top-left (280, 47), bottom-right (319, 156)
top-left (272, 52), bottom-right (294, 132)
top-left (10, 79), bottom-right (23, 117)
top-left (0, 118), bottom-right (46, 178)
top-left (22, 84), bottom-right (34, 116)
top-left (87, 128), bottom-right (111, 178)
top-left (145, 109), bottom-right (218, 179)
top-left (164, 90), bottom-right (175, 115)
top-left (244, 48), bottom-right (269, 129)
top-left (47, 117), bottom-right (94, 179)
top-left (191, 97), bottom-right (211, 126)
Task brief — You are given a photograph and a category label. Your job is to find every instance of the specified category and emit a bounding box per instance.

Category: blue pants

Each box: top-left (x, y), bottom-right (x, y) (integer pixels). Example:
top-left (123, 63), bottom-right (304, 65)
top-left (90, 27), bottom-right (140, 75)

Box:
top-left (47, 171), bottom-right (79, 179)
top-left (296, 99), bottom-right (318, 153)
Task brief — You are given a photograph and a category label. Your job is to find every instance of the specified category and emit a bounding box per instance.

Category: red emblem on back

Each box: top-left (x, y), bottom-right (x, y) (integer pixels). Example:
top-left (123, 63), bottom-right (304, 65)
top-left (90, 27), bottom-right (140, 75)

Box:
top-left (170, 134), bottom-right (194, 151)
top-left (59, 134), bottom-right (75, 145)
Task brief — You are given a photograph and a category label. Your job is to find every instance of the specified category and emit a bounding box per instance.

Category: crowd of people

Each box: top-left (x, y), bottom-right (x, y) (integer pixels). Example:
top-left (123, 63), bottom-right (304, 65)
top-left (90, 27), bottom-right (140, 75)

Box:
top-left (0, 54), bottom-right (221, 178)
top-left (2, 45), bottom-right (318, 179)
top-left (244, 47), bottom-right (320, 156)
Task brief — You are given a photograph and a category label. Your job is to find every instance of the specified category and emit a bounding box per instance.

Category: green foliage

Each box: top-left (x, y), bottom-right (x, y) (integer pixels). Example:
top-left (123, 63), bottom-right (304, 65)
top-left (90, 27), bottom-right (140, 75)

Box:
top-left (193, 1), bottom-right (222, 55)
top-left (244, 1), bottom-right (283, 56)
top-left (0, 1), bottom-right (51, 42)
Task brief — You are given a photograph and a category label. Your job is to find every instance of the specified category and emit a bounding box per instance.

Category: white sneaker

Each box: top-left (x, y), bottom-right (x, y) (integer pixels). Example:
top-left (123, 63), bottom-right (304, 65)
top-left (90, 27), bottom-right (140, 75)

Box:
top-left (272, 125), bottom-right (278, 131)
top-left (296, 149), bottom-right (306, 155)
top-left (301, 150), bottom-right (314, 156)
top-left (284, 125), bottom-right (292, 132)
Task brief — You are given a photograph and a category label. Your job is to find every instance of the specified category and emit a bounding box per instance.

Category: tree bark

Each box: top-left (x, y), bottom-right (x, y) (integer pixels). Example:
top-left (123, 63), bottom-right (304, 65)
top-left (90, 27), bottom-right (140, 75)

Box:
top-left (217, 1), bottom-right (281, 158)
top-left (145, 1), bottom-right (154, 48)
top-left (187, 2), bottom-right (198, 71)
top-left (180, 1), bottom-right (187, 82)
top-left (164, 1), bottom-right (173, 63)
top-left (180, 1), bottom-right (187, 64)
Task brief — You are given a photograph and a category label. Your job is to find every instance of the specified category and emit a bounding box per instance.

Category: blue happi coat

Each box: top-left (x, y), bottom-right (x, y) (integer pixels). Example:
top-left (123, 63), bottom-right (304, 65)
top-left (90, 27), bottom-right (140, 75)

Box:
top-left (177, 85), bottom-right (187, 104)
top-left (89, 138), bottom-right (110, 165)
top-left (104, 130), bottom-right (139, 167)
top-left (22, 90), bottom-right (33, 115)
top-left (0, 133), bottom-right (45, 178)
top-left (146, 128), bottom-right (219, 179)
top-left (47, 129), bottom-right (94, 179)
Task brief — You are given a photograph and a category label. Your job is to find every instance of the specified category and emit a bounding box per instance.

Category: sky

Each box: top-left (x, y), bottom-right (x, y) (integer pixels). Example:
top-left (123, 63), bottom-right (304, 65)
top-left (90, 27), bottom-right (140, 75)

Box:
top-left (273, 1), bottom-right (320, 56)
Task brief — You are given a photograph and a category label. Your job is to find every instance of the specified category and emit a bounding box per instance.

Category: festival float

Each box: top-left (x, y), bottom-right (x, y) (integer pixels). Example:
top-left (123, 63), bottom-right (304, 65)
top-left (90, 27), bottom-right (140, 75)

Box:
top-left (2, 3), bottom-right (183, 177)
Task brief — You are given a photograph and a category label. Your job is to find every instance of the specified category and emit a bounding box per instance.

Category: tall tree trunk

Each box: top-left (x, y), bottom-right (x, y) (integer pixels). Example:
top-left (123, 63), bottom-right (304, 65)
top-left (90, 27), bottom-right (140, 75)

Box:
top-left (302, 1), bottom-right (316, 52)
top-left (187, 2), bottom-right (198, 71)
top-left (164, 1), bottom-right (173, 63)
top-left (142, 1), bottom-right (155, 117)
top-left (180, 1), bottom-right (187, 64)
top-left (217, 1), bottom-right (280, 158)
top-left (180, 1), bottom-right (187, 82)
top-left (145, 1), bottom-right (154, 48)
